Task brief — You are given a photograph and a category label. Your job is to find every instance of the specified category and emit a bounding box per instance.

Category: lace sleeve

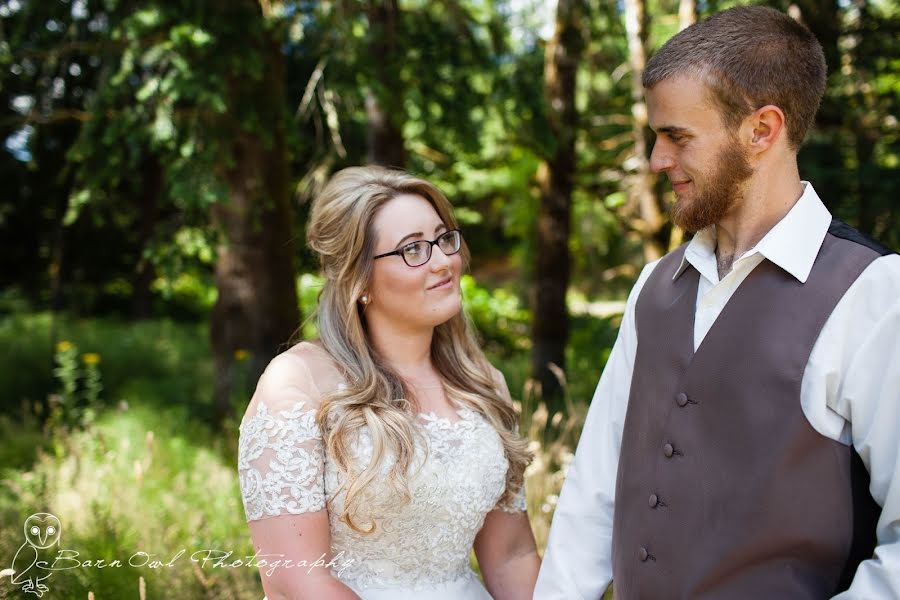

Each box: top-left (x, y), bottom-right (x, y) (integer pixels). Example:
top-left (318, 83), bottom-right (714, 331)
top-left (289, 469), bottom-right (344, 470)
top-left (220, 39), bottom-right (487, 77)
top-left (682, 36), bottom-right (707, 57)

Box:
top-left (238, 352), bottom-right (326, 522)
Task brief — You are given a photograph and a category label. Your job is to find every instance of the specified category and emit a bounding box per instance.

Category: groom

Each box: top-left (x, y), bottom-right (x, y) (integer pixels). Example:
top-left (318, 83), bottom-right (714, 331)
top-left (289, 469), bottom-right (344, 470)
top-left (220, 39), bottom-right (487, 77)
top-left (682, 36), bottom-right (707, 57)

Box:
top-left (535, 6), bottom-right (900, 599)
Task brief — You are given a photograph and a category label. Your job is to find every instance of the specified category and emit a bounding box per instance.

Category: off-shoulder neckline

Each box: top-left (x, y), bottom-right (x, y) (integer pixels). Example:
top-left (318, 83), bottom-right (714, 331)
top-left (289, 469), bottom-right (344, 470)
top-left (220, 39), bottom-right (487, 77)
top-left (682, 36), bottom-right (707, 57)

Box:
top-left (250, 395), bottom-right (475, 427)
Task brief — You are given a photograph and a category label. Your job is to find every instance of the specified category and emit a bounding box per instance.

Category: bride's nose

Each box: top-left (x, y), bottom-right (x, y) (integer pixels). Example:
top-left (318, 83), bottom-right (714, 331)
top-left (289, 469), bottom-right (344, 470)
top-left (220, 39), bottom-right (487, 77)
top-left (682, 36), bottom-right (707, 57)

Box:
top-left (429, 245), bottom-right (452, 271)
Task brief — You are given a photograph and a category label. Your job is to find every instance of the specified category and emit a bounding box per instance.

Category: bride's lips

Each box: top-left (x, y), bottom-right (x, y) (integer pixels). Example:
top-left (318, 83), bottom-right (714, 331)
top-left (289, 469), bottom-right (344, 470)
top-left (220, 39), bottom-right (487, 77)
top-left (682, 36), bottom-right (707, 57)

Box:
top-left (427, 276), bottom-right (453, 291)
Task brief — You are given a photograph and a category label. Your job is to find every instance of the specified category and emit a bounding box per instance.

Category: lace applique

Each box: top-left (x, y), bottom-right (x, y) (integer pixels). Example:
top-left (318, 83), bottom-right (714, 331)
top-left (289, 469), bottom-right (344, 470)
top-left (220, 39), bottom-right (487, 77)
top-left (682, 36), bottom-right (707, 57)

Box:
top-left (327, 409), bottom-right (511, 590)
top-left (238, 387), bottom-right (527, 590)
top-left (238, 400), bottom-right (325, 522)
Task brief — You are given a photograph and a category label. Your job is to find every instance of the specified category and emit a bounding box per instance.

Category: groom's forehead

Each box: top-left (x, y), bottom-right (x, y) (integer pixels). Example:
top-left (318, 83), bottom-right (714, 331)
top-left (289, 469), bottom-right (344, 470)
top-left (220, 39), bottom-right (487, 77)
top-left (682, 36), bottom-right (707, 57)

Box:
top-left (647, 76), bottom-right (719, 131)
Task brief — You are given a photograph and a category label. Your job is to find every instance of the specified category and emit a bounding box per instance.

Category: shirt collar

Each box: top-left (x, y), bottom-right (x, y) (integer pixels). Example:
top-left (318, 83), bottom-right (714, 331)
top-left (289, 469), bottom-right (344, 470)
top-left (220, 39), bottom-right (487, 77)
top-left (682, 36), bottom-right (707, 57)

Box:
top-left (673, 182), bottom-right (832, 284)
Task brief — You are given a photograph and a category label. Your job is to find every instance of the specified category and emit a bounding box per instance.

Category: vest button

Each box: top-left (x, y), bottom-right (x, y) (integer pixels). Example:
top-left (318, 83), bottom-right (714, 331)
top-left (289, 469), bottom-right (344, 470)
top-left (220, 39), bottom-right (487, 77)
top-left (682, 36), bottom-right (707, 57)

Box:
top-left (649, 493), bottom-right (659, 508)
top-left (638, 546), bottom-right (649, 561)
top-left (663, 443), bottom-right (674, 458)
top-left (675, 392), bottom-right (689, 407)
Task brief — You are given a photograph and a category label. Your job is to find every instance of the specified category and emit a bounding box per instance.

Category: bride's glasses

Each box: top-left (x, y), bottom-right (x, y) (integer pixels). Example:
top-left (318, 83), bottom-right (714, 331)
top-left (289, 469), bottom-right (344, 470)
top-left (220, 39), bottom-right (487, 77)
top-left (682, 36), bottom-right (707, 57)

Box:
top-left (373, 229), bottom-right (462, 267)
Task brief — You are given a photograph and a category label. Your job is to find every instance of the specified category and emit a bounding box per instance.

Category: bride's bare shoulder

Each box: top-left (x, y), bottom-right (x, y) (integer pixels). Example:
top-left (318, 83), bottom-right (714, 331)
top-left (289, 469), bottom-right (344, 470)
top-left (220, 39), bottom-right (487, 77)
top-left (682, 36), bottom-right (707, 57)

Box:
top-left (280, 340), bottom-right (341, 376)
top-left (255, 341), bottom-right (344, 399)
top-left (241, 341), bottom-right (350, 423)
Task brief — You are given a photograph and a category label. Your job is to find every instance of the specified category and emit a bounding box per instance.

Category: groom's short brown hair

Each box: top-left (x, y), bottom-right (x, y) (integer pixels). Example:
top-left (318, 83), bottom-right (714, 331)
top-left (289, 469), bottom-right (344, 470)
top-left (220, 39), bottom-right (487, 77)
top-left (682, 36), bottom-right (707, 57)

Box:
top-left (643, 6), bottom-right (826, 150)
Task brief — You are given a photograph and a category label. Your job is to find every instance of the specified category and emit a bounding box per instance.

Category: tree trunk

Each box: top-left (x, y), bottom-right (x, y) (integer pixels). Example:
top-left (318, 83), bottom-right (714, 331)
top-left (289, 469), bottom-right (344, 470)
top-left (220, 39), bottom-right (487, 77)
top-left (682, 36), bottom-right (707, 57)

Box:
top-left (210, 6), bottom-right (300, 425)
top-left (848, 0), bottom-right (877, 237)
top-left (678, 0), bottom-right (697, 30)
top-left (366, 0), bottom-right (406, 167)
top-left (789, 0), bottom-right (842, 75)
top-left (131, 153), bottom-right (162, 320)
top-left (531, 0), bottom-right (584, 403)
top-left (624, 0), bottom-right (667, 262)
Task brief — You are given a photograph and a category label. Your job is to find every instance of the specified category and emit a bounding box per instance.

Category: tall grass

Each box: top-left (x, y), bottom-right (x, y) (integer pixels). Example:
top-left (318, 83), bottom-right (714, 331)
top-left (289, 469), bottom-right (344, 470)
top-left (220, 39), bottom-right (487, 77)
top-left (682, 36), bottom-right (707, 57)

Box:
top-left (1, 313), bottom-right (214, 421)
top-left (0, 403), bottom-right (259, 599)
top-left (0, 293), bottom-right (618, 598)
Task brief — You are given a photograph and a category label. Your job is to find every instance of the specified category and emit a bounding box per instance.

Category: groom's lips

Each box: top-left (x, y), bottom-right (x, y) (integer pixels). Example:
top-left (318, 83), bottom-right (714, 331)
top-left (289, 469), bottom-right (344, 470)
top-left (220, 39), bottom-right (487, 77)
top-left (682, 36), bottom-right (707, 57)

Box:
top-left (671, 179), bottom-right (691, 193)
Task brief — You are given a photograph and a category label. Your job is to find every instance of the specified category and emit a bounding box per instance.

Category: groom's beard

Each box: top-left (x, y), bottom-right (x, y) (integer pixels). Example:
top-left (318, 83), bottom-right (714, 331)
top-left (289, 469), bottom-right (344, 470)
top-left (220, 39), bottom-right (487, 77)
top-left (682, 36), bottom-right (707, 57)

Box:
top-left (671, 142), bottom-right (754, 233)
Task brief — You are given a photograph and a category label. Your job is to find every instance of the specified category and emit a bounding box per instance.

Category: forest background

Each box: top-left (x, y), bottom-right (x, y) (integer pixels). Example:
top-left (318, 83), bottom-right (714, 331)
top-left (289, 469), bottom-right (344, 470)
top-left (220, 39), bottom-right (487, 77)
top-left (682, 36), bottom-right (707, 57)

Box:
top-left (1, 0), bottom-right (897, 597)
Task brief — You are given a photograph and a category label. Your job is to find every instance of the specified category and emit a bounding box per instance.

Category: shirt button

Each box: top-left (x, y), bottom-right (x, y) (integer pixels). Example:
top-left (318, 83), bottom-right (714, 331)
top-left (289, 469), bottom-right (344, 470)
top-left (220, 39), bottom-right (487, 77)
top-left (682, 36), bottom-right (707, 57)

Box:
top-left (663, 443), bottom-right (674, 458)
top-left (675, 392), bottom-right (689, 407)
top-left (639, 546), bottom-right (649, 561)
top-left (649, 493), bottom-right (659, 508)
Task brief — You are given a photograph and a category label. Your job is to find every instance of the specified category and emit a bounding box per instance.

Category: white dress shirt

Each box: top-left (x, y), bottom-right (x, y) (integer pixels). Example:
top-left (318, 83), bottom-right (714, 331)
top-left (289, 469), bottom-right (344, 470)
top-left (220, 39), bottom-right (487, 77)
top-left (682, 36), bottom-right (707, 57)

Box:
top-left (533, 183), bottom-right (900, 599)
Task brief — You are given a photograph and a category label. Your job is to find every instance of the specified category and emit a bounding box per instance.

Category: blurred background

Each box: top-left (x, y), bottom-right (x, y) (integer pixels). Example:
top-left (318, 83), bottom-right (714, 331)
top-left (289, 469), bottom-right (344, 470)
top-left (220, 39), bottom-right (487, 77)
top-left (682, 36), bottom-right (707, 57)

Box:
top-left (1, 0), bottom-right (897, 597)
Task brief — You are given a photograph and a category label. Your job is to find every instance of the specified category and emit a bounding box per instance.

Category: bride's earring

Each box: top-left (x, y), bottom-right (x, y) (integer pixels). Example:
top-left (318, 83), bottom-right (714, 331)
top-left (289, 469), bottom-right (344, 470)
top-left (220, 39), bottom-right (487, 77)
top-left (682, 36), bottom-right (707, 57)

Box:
top-left (359, 292), bottom-right (370, 306)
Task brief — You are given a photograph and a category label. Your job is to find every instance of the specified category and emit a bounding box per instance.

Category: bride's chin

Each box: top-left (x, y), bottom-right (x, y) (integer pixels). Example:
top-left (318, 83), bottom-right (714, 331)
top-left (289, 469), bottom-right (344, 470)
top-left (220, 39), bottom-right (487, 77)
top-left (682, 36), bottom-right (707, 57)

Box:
top-left (431, 300), bottom-right (462, 327)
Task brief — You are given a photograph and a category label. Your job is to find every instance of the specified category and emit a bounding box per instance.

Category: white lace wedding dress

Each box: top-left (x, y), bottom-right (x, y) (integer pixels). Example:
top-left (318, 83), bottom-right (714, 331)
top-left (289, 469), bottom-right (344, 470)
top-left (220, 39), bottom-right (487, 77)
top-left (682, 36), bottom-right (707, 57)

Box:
top-left (237, 342), bottom-right (526, 599)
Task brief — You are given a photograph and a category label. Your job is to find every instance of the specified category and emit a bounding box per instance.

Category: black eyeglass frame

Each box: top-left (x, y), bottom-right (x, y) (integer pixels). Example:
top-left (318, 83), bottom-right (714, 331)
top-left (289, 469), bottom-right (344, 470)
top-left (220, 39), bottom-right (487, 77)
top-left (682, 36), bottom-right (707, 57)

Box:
top-left (373, 229), bottom-right (463, 267)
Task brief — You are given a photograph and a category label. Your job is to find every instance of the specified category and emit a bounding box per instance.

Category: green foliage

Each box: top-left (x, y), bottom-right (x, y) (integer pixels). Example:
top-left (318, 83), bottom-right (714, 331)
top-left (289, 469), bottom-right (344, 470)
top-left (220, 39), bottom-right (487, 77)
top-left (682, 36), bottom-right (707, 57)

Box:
top-left (0, 413), bottom-right (48, 472)
top-left (804, 0), bottom-right (900, 249)
top-left (149, 226), bottom-right (218, 316)
top-left (52, 340), bottom-right (80, 404)
top-left (0, 297), bottom-right (619, 596)
top-left (2, 0), bottom-right (897, 322)
top-left (0, 313), bottom-right (212, 422)
top-left (297, 272), bottom-right (325, 340)
top-left (461, 274), bottom-right (530, 355)
top-left (566, 312), bottom-right (620, 402)
top-left (0, 2), bottom-right (895, 595)
top-left (47, 339), bottom-right (103, 430)
top-left (0, 403), bottom-right (258, 598)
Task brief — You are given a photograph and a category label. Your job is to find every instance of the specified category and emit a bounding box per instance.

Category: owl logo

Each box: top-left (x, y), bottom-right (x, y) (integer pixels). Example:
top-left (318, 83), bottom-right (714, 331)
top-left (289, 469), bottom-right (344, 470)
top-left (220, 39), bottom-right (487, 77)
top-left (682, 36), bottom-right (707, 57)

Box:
top-left (2, 512), bottom-right (61, 597)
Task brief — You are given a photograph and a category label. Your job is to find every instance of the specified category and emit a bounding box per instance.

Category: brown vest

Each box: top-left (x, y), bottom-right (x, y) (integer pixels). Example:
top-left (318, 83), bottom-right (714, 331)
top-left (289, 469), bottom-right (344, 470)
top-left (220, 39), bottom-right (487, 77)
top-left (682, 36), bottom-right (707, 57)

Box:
top-left (611, 226), bottom-right (884, 599)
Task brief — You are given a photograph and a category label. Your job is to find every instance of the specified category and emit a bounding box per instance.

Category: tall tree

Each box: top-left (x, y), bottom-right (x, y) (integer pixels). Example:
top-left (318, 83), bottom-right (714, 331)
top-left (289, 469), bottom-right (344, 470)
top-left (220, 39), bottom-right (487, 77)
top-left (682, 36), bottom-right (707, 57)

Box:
top-left (531, 0), bottom-right (586, 402)
top-left (623, 0), bottom-right (667, 262)
top-left (679, 0), bottom-right (697, 31)
top-left (780, 0), bottom-right (899, 248)
top-left (208, 1), bottom-right (300, 423)
top-left (843, 0), bottom-right (880, 237)
top-left (365, 0), bottom-right (406, 167)
top-left (131, 153), bottom-right (164, 319)
top-left (44, 1), bottom-right (302, 423)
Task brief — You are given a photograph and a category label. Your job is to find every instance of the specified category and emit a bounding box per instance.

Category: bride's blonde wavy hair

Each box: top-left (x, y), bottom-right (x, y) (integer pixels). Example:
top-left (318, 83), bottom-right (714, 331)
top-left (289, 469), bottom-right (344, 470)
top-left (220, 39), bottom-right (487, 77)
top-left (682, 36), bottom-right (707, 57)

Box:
top-left (306, 165), bottom-right (531, 534)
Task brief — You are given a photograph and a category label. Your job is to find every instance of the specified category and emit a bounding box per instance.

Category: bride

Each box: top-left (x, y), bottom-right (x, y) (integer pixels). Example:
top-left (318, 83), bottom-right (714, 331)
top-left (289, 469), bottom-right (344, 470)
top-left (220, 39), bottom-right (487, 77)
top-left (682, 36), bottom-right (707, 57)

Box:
top-left (237, 166), bottom-right (540, 599)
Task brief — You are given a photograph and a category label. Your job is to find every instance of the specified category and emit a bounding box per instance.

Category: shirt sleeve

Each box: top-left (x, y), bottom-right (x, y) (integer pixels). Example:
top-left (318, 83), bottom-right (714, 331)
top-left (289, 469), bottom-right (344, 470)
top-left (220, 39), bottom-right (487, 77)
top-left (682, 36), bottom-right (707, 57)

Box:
top-left (830, 254), bottom-right (900, 598)
top-left (533, 261), bottom-right (658, 600)
top-left (237, 352), bottom-right (327, 522)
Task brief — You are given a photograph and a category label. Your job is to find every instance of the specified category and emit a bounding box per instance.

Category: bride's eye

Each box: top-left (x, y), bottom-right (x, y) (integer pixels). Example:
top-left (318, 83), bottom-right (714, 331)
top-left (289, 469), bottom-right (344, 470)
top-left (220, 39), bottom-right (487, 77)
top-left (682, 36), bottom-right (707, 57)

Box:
top-left (403, 242), bottom-right (426, 260)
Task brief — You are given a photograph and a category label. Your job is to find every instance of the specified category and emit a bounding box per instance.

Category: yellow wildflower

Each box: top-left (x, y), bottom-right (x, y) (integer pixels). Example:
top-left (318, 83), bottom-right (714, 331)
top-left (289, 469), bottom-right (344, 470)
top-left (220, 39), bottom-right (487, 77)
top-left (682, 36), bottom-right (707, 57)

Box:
top-left (82, 353), bottom-right (101, 365)
top-left (234, 349), bottom-right (249, 361)
top-left (56, 340), bottom-right (74, 353)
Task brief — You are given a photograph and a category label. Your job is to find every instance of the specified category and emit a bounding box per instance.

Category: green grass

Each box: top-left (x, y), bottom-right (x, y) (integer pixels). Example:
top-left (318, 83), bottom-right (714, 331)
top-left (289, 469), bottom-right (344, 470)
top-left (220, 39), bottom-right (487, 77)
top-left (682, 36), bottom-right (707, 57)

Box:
top-left (1, 313), bottom-right (215, 422)
top-left (0, 293), bottom-right (621, 598)
top-left (0, 403), bottom-right (258, 599)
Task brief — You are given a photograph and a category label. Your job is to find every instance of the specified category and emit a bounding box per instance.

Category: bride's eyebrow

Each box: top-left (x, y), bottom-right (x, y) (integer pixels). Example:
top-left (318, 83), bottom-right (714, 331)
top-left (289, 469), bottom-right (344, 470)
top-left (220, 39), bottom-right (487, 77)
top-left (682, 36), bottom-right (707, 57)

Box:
top-left (393, 231), bottom-right (424, 249)
top-left (392, 224), bottom-right (447, 249)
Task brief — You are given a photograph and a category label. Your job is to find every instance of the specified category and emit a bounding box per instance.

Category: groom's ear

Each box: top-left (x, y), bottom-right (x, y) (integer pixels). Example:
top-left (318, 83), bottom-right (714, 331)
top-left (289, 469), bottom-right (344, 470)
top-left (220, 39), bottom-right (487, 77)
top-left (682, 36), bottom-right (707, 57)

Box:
top-left (745, 104), bottom-right (786, 156)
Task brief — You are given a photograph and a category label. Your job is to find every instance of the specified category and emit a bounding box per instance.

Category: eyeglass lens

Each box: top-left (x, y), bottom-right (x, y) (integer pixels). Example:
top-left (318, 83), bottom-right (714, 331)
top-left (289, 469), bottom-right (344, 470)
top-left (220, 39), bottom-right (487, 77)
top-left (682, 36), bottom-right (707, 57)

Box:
top-left (402, 230), bottom-right (461, 266)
